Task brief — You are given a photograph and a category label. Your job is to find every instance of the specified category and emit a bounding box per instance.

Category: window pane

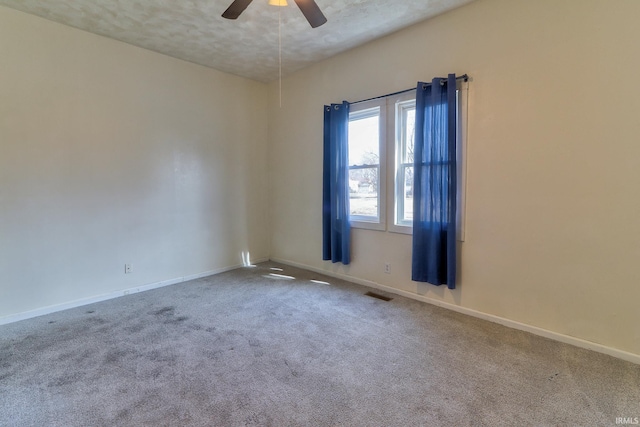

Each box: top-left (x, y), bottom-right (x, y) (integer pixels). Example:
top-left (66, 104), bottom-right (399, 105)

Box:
top-left (403, 166), bottom-right (413, 222)
top-left (403, 108), bottom-right (415, 163)
top-left (349, 114), bottom-right (379, 166)
top-left (349, 167), bottom-right (378, 218)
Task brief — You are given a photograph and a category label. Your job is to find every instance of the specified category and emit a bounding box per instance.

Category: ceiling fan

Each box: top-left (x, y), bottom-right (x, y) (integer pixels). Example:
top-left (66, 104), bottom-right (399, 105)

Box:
top-left (222, 0), bottom-right (327, 28)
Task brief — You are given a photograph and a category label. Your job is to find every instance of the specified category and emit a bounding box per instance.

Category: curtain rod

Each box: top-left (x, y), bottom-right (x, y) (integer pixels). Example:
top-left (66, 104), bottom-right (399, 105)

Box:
top-left (350, 74), bottom-right (469, 105)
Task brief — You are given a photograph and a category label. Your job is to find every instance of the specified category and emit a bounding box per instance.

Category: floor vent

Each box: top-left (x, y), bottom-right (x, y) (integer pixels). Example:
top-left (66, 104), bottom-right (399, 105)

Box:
top-left (365, 291), bottom-right (393, 302)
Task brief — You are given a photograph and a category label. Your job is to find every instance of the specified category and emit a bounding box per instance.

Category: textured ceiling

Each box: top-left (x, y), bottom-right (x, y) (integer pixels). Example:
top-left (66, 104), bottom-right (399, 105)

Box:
top-left (0, 0), bottom-right (476, 82)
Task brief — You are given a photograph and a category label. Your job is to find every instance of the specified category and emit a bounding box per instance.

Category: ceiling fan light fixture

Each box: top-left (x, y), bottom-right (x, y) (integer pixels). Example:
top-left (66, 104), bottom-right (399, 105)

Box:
top-left (223, 0), bottom-right (326, 28)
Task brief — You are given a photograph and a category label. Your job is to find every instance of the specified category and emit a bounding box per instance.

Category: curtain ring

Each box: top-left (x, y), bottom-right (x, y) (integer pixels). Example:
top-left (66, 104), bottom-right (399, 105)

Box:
top-left (334, 105), bottom-right (340, 110)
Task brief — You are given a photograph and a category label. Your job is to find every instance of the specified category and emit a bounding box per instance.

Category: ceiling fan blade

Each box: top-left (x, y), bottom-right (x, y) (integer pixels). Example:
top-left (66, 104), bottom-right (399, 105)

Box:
top-left (293, 0), bottom-right (327, 28)
top-left (222, 0), bottom-right (254, 20)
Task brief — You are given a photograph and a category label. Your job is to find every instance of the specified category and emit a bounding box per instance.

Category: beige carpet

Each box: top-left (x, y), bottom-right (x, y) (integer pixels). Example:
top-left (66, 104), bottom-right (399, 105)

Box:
top-left (1, 261), bottom-right (639, 426)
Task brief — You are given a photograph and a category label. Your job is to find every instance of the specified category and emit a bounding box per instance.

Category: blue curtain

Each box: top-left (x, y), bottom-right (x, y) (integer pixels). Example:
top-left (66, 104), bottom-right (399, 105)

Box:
top-left (412, 74), bottom-right (457, 289)
top-left (322, 101), bottom-right (351, 264)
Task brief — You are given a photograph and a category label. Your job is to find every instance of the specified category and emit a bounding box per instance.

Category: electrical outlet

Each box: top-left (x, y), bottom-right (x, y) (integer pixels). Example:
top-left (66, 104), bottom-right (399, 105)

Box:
top-left (384, 263), bottom-right (391, 274)
top-left (125, 264), bottom-right (132, 274)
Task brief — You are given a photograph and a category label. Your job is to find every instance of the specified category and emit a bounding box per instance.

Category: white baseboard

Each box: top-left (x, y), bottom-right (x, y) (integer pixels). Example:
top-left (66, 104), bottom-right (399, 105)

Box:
top-left (270, 257), bottom-right (640, 365)
top-left (0, 259), bottom-right (267, 326)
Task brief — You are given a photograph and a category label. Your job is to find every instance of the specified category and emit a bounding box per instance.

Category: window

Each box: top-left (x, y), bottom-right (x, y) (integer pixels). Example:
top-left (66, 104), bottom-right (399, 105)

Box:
top-left (348, 99), bottom-right (386, 230)
top-left (347, 80), bottom-right (467, 239)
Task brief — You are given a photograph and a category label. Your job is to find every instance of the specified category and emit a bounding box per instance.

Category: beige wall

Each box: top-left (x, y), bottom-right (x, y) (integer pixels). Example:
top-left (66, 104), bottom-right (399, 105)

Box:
top-left (0, 6), bottom-right (269, 318)
top-left (268, 0), bottom-right (640, 357)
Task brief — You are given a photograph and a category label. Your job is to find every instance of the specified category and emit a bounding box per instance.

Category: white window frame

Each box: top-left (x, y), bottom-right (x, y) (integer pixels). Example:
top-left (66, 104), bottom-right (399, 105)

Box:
top-left (348, 98), bottom-right (387, 231)
top-left (391, 94), bottom-right (417, 232)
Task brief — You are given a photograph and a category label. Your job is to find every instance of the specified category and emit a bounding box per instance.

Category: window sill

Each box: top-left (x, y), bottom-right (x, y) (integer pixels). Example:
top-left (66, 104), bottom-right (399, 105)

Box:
top-left (388, 223), bottom-right (412, 235)
top-left (350, 220), bottom-right (386, 231)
